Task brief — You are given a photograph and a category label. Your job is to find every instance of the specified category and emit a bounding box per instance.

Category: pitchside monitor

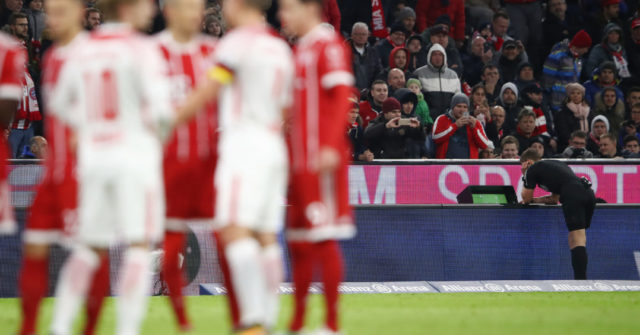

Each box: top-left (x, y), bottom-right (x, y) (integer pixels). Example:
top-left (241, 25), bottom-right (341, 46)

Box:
top-left (457, 185), bottom-right (517, 204)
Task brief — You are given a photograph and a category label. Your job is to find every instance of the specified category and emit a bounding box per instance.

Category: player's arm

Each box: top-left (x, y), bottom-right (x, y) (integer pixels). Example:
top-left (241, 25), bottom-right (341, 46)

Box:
top-left (521, 187), bottom-right (535, 204)
top-left (174, 77), bottom-right (221, 127)
top-left (533, 193), bottom-right (559, 204)
top-left (0, 47), bottom-right (26, 130)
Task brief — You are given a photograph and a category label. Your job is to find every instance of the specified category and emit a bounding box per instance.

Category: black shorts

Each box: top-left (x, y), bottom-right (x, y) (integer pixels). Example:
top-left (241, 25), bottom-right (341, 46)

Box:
top-left (561, 185), bottom-right (596, 231)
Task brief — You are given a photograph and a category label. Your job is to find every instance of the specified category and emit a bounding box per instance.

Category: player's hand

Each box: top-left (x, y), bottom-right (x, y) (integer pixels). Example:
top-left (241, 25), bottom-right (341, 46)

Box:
top-left (386, 117), bottom-right (400, 129)
top-left (316, 147), bottom-right (341, 174)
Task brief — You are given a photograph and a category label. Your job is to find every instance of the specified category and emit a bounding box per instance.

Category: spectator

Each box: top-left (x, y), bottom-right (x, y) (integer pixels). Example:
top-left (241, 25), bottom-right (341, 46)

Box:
top-left (618, 103), bottom-right (640, 144)
top-left (395, 88), bottom-right (428, 157)
top-left (488, 12), bottom-right (514, 51)
top-left (514, 62), bottom-right (536, 92)
top-left (18, 135), bottom-right (47, 159)
top-left (528, 136), bottom-right (549, 157)
top-left (9, 69), bottom-right (41, 158)
top-left (364, 97), bottom-right (423, 158)
top-left (500, 135), bottom-right (520, 158)
top-left (359, 80), bottom-right (388, 129)
top-left (474, 100), bottom-right (500, 147)
top-left (587, 115), bottom-right (610, 154)
top-left (348, 102), bottom-right (374, 162)
top-left (84, 8), bottom-right (101, 31)
top-left (583, 61), bottom-right (624, 107)
top-left (348, 22), bottom-right (383, 91)
top-left (203, 14), bottom-right (223, 37)
top-left (24, 0), bottom-right (45, 41)
top-left (585, 23), bottom-right (630, 80)
top-left (625, 86), bottom-right (640, 117)
top-left (542, 29), bottom-right (592, 111)
top-left (597, 133), bottom-right (621, 158)
top-left (511, 109), bottom-right (545, 154)
top-left (432, 93), bottom-right (494, 158)
top-left (9, 13), bottom-right (29, 42)
top-left (423, 23), bottom-right (463, 78)
top-left (497, 82), bottom-right (521, 134)
top-left (406, 35), bottom-right (428, 72)
top-left (462, 36), bottom-right (494, 86)
top-left (561, 130), bottom-right (594, 158)
top-left (406, 78), bottom-right (433, 129)
top-left (503, 0), bottom-right (543, 70)
top-left (491, 105), bottom-right (508, 141)
top-left (481, 64), bottom-right (502, 105)
top-left (471, 83), bottom-right (488, 107)
top-left (621, 135), bottom-right (640, 157)
top-left (586, 0), bottom-right (624, 44)
top-left (521, 83), bottom-right (554, 147)
top-left (593, 86), bottom-right (625, 136)
top-left (387, 68), bottom-right (406, 97)
top-left (379, 46), bottom-right (410, 81)
top-left (322, 0), bottom-right (341, 31)
top-left (497, 39), bottom-right (528, 83)
top-left (627, 18), bottom-right (640, 81)
top-left (0, 0), bottom-right (23, 29)
top-left (395, 6), bottom-right (417, 34)
top-left (416, 0), bottom-right (465, 47)
top-left (375, 22), bottom-right (406, 69)
top-left (466, 0), bottom-right (500, 29)
top-left (542, 0), bottom-right (583, 58)
top-left (414, 43), bottom-right (461, 119)
top-left (556, 83), bottom-right (591, 151)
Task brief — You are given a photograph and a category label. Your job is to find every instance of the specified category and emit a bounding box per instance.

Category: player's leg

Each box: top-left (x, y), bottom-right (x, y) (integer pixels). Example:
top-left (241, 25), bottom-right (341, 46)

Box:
top-left (116, 243), bottom-right (153, 335)
top-left (256, 233), bottom-right (284, 331)
top-left (50, 245), bottom-right (101, 335)
top-left (288, 241), bottom-right (315, 333)
top-left (214, 231), bottom-right (241, 330)
top-left (83, 252), bottom-right (110, 335)
top-left (318, 240), bottom-right (344, 333)
top-left (568, 229), bottom-right (587, 279)
top-left (162, 229), bottom-right (191, 329)
top-left (19, 243), bottom-right (50, 335)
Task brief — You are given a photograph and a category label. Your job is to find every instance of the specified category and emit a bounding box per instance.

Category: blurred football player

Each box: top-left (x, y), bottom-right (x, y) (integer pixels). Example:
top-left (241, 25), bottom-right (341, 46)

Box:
top-left (279, 0), bottom-right (356, 333)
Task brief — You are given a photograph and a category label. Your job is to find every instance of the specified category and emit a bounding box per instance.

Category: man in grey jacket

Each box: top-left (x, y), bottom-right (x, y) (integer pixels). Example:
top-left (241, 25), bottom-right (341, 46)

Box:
top-left (413, 43), bottom-right (461, 120)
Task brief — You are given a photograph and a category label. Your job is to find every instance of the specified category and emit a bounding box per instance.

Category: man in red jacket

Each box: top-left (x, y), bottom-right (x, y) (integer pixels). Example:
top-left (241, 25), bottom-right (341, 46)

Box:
top-left (433, 93), bottom-right (494, 158)
top-left (416, 0), bottom-right (465, 47)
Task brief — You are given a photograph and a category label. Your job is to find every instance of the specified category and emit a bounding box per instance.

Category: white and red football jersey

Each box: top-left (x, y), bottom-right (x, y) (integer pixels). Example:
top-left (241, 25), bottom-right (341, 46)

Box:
top-left (156, 31), bottom-right (217, 163)
top-left (50, 24), bottom-right (172, 168)
top-left (0, 32), bottom-right (24, 234)
top-left (286, 25), bottom-right (355, 242)
top-left (155, 31), bottom-right (218, 223)
top-left (208, 24), bottom-right (293, 152)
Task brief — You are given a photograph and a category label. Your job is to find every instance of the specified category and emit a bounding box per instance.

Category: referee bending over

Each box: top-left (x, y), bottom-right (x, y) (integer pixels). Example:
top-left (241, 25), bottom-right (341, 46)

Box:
top-left (519, 148), bottom-right (596, 279)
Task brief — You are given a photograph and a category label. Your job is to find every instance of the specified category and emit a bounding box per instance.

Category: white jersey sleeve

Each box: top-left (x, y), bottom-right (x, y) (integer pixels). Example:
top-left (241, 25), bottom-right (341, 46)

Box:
top-left (136, 39), bottom-right (172, 139)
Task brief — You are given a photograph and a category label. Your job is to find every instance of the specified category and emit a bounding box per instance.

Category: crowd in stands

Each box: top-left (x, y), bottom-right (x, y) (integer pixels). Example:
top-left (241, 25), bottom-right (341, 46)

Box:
top-left (1, 0), bottom-right (639, 160)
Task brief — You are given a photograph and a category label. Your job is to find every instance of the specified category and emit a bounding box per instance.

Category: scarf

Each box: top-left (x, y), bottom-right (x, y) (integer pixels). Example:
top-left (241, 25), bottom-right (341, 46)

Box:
top-left (566, 102), bottom-right (590, 132)
top-left (371, 0), bottom-right (388, 38)
top-left (610, 48), bottom-right (631, 78)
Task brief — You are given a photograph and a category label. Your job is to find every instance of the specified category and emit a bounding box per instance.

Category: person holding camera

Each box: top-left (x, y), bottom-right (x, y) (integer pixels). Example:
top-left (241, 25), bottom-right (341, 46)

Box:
top-left (561, 131), bottom-right (595, 158)
top-left (520, 148), bottom-right (596, 280)
top-left (432, 93), bottom-right (494, 159)
top-left (462, 36), bottom-right (494, 86)
top-left (364, 97), bottom-right (423, 159)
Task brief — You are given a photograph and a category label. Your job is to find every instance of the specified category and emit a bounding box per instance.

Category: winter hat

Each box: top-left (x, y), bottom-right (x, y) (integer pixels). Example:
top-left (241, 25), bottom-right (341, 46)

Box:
top-left (500, 82), bottom-right (519, 101)
top-left (598, 61), bottom-right (617, 74)
top-left (434, 14), bottom-right (452, 27)
top-left (450, 93), bottom-right (470, 110)
top-left (390, 22), bottom-right (408, 35)
top-left (632, 18), bottom-right (640, 30)
top-left (602, 0), bottom-right (620, 6)
top-left (395, 7), bottom-right (416, 22)
top-left (569, 30), bottom-right (592, 49)
top-left (406, 78), bottom-right (422, 89)
top-left (591, 115), bottom-right (610, 132)
top-left (382, 97), bottom-right (402, 113)
top-left (565, 82), bottom-right (586, 96)
top-left (521, 82), bottom-right (543, 95)
top-left (602, 23), bottom-right (623, 42)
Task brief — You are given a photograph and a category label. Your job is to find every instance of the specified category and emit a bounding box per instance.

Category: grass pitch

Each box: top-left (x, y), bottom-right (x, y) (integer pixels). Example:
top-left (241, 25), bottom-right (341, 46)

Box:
top-left (1, 292), bottom-right (639, 335)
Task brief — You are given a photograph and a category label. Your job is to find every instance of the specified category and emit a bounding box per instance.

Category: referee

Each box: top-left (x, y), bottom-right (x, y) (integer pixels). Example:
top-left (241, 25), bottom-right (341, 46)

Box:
top-left (519, 148), bottom-right (596, 279)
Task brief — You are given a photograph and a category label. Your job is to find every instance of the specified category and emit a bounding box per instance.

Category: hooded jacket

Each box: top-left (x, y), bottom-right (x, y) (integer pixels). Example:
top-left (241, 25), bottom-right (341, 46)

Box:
top-left (587, 115), bottom-right (609, 154)
top-left (388, 46), bottom-right (410, 72)
top-left (498, 82), bottom-right (522, 134)
top-left (585, 23), bottom-right (630, 79)
top-left (413, 44), bottom-right (461, 120)
top-left (394, 88), bottom-right (427, 157)
top-left (593, 90), bottom-right (625, 135)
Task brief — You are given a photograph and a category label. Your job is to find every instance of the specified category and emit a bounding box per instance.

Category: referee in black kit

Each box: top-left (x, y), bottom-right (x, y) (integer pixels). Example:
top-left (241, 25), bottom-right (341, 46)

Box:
top-left (519, 148), bottom-right (596, 280)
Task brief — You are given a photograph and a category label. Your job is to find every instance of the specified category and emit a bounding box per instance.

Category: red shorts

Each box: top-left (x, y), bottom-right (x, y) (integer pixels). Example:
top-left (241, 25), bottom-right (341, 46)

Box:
top-left (286, 164), bottom-right (355, 242)
top-left (163, 156), bottom-right (216, 231)
top-left (25, 175), bottom-right (78, 244)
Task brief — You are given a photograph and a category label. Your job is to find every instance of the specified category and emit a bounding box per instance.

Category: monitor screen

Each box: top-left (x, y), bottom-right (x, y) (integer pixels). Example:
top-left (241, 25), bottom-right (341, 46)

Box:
top-left (471, 193), bottom-right (508, 204)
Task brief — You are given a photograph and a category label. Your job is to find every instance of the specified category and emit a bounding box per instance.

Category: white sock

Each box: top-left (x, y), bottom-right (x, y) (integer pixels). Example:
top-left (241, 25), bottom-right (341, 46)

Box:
top-left (225, 238), bottom-right (265, 327)
top-left (116, 247), bottom-right (152, 335)
top-left (50, 246), bottom-right (100, 335)
top-left (261, 243), bottom-right (284, 329)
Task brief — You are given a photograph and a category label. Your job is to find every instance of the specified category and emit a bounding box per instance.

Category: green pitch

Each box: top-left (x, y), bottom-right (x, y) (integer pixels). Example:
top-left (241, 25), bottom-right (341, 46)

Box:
top-left (2, 292), bottom-right (640, 334)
